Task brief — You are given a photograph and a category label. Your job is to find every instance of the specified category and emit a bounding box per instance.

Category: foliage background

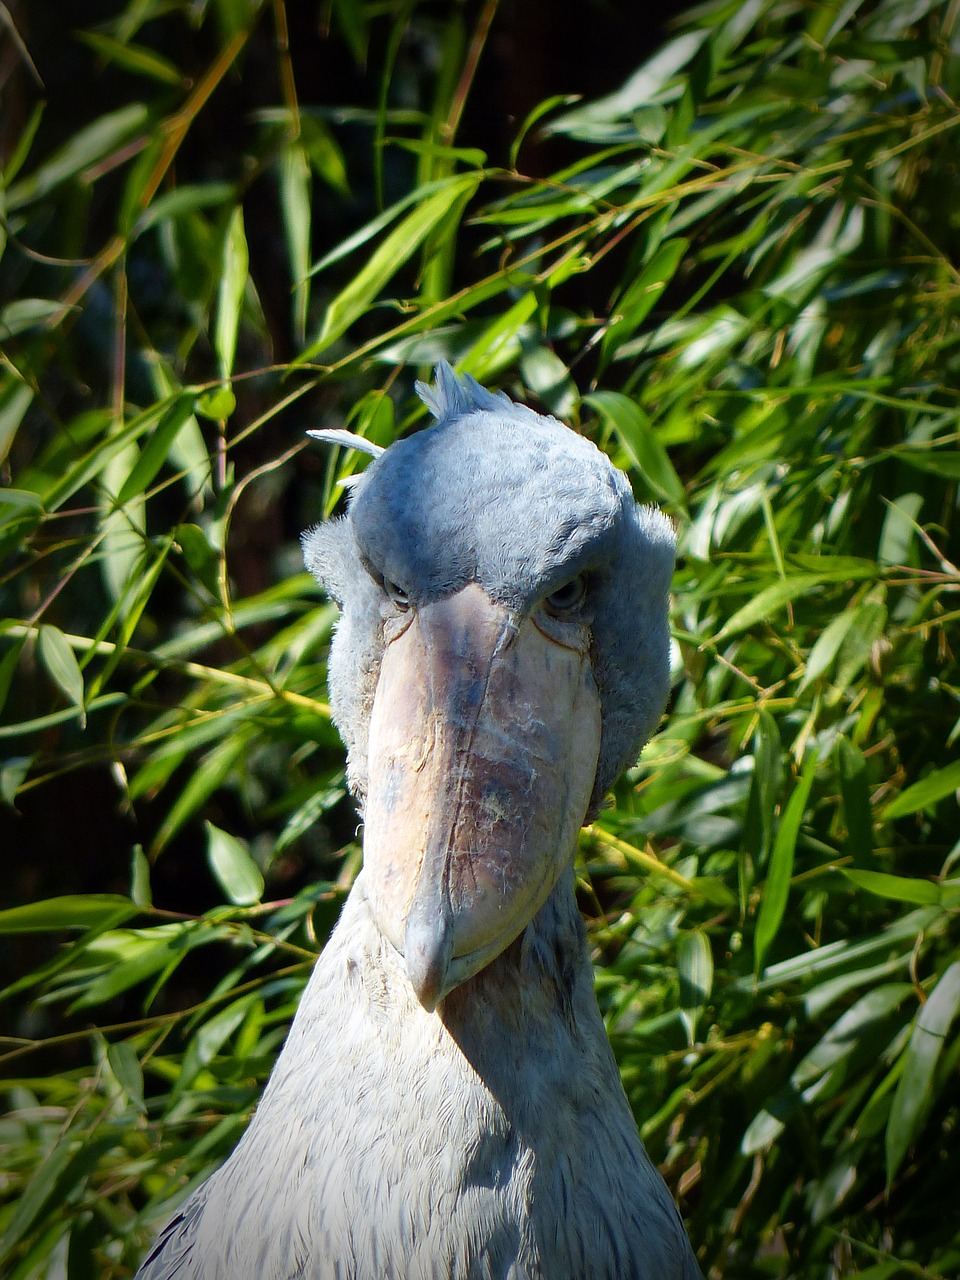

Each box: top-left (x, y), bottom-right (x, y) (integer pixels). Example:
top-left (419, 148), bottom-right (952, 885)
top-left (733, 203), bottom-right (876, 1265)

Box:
top-left (1, 0), bottom-right (959, 1276)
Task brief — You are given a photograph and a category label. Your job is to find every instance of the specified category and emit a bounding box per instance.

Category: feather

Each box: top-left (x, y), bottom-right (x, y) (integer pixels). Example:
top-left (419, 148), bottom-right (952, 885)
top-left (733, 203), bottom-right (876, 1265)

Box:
top-left (306, 428), bottom-right (385, 457)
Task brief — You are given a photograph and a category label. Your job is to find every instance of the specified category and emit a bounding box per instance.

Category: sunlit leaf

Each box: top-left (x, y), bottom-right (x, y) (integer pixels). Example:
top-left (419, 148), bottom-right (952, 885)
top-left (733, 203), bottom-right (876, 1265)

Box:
top-left (215, 206), bottom-right (249, 383)
top-left (206, 821), bottom-right (264, 906)
top-left (279, 142), bottom-right (312, 342)
top-left (584, 391), bottom-right (685, 507)
top-left (301, 173), bottom-right (480, 361)
top-left (677, 929), bottom-right (713, 1044)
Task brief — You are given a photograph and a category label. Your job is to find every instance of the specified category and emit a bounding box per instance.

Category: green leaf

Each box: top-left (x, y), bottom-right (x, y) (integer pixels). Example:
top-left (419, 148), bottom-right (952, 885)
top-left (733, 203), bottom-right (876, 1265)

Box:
top-left (115, 394), bottom-right (197, 504)
top-left (72, 923), bottom-right (223, 1008)
top-left (215, 206), bottom-right (249, 382)
top-left (134, 181), bottom-right (236, 235)
top-left (6, 103), bottom-right (148, 208)
top-left (886, 961), bottom-right (960, 1182)
top-left (279, 143), bottom-right (312, 342)
top-left (130, 845), bottom-right (152, 909)
top-left (301, 172), bottom-right (480, 361)
top-left (172, 992), bottom-right (258, 1099)
top-left (196, 384), bottom-right (237, 420)
top-left (175, 522), bottom-right (223, 599)
top-left (0, 297), bottom-right (65, 337)
top-left (677, 929), bottom-right (713, 1044)
top-left (0, 895), bottom-right (136, 934)
top-left (754, 749), bottom-right (819, 974)
top-left (584, 391), bottom-right (686, 507)
top-left (742, 710), bottom-right (782, 866)
top-left (798, 607), bottom-right (858, 690)
top-left (599, 237), bottom-right (688, 369)
top-left (841, 869), bottom-right (941, 906)
top-left (37, 624), bottom-right (85, 723)
top-left (520, 346), bottom-right (577, 420)
top-left (76, 31), bottom-right (184, 86)
top-left (150, 731), bottom-right (253, 853)
top-left (0, 377), bottom-right (33, 461)
top-left (713, 574), bottom-right (823, 645)
top-left (0, 753), bottom-right (32, 808)
top-left (0, 635), bottom-right (25, 718)
top-left (0, 1136), bottom-right (80, 1263)
top-left (837, 736), bottom-right (873, 864)
top-left (893, 447), bottom-right (960, 479)
top-left (106, 1040), bottom-right (146, 1114)
top-left (206, 821), bottom-right (264, 906)
top-left (884, 759), bottom-right (960, 820)
top-left (99, 442), bottom-right (146, 607)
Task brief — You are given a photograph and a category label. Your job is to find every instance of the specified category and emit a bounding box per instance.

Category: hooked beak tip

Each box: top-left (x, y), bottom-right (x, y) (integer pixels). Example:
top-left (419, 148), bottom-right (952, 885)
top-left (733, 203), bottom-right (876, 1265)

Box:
top-left (404, 912), bottom-right (453, 1012)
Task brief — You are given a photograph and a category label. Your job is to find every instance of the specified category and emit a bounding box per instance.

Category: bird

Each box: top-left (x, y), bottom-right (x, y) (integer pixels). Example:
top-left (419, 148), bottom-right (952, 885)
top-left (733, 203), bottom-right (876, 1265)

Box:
top-left (136, 362), bottom-right (701, 1280)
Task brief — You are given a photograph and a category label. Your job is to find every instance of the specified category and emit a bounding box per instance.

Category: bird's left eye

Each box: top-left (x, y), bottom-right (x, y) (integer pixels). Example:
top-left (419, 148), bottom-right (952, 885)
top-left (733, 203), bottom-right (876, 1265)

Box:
top-left (544, 575), bottom-right (587, 615)
top-left (384, 579), bottom-right (410, 611)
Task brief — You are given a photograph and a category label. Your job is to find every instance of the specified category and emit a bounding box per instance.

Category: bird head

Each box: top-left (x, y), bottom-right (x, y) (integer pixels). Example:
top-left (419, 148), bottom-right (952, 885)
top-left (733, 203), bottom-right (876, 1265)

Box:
top-left (303, 363), bottom-right (674, 1010)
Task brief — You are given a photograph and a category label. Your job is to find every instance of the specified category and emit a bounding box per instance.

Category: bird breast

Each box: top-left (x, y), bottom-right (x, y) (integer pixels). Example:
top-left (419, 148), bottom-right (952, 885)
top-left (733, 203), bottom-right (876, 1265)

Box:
top-left (166, 883), bottom-right (695, 1280)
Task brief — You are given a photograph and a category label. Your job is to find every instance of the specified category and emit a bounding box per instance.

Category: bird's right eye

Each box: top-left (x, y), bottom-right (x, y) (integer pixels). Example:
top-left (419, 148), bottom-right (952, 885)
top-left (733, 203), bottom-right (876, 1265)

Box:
top-left (384, 580), bottom-right (410, 612)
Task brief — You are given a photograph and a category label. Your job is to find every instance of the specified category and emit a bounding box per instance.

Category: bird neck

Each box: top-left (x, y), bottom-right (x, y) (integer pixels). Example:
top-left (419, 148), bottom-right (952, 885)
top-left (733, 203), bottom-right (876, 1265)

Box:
top-left (431, 869), bottom-right (604, 1110)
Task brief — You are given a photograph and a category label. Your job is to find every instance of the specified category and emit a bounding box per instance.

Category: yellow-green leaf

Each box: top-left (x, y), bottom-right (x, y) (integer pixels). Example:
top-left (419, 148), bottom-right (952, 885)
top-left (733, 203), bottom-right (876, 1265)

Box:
top-left (884, 759), bottom-right (960, 820)
top-left (215, 206), bottom-right (249, 382)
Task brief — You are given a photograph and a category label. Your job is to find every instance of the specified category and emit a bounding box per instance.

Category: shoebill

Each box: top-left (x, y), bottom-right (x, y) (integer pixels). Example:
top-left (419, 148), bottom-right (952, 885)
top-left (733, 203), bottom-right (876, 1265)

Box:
top-left (136, 362), bottom-right (701, 1279)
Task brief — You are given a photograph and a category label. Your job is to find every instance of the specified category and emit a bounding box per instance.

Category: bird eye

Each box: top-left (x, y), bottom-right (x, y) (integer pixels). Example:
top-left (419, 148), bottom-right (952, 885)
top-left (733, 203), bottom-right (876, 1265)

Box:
top-left (384, 579), bottom-right (410, 612)
top-left (544, 575), bottom-right (587, 616)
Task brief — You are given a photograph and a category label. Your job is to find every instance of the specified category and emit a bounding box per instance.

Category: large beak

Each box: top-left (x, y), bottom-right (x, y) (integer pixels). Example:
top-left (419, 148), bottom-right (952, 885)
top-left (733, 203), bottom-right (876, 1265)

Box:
top-left (362, 582), bottom-right (601, 1011)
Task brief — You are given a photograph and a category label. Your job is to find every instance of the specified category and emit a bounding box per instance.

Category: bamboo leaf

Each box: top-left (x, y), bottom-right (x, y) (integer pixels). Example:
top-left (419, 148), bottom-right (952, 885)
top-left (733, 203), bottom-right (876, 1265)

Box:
top-left (797, 607), bottom-right (858, 690)
top-left (742, 710), bottom-right (782, 866)
top-left (172, 993), bottom-right (258, 1099)
top-left (215, 206), bottom-right (249, 383)
top-left (884, 759), bottom-right (960, 820)
top-left (116, 394), bottom-right (197, 505)
top-left (886, 961), bottom-right (960, 1182)
top-left (106, 1040), bottom-right (146, 1114)
top-left (0, 297), bottom-right (65, 337)
top-left (677, 929), bottom-right (713, 1044)
top-left (713, 575), bottom-right (822, 644)
top-left (754, 750), bottom-right (819, 974)
top-left (76, 31), bottom-right (184, 86)
top-left (0, 636), bottom-right (25, 719)
top-left (841, 869), bottom-right (940, 906)
top-left (599, 237), bottom-right (688, 369)
top-left (837, 736), bottom-right (873, 865)
top-left (300, 173), bottom-right (480, 361)
top-left (6, 103), bottom-right (149, 208)
top-left (584, 391), bottom-right (686, 507)
top-left (206, 821), bottom-right (264, 906)
top-left (280, 142), bottom-right (313, 342)
top-left (37, 624), bottom-right (85, 723)
top-left (0, 895), bottom-right (136, 934)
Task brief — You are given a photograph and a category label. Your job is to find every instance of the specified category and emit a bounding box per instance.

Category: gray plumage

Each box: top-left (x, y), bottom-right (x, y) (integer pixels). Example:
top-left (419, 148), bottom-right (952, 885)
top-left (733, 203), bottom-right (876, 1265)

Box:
top-left (137, 363), bottom-right (700, 1280)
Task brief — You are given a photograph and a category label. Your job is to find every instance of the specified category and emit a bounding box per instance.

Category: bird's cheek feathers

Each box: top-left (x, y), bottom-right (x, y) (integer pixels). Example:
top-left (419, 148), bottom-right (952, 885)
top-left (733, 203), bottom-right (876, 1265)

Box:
top-left (360, 582), bottom-right (602, 1010)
